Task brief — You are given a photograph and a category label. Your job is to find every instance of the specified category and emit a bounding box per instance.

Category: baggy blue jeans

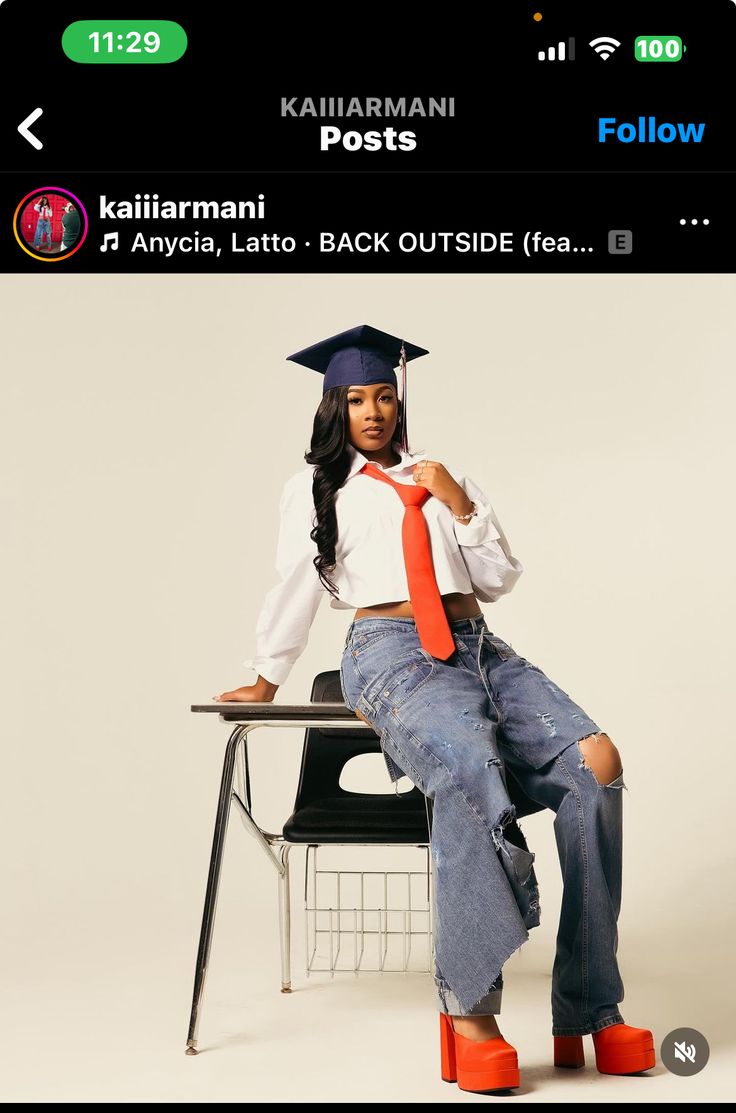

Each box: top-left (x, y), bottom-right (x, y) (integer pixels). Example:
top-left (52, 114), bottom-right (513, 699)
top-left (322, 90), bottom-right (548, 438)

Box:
top-left (339, 612), bottom-right (628, 1037)
top-left (33, 218), bottom-right (52, 248)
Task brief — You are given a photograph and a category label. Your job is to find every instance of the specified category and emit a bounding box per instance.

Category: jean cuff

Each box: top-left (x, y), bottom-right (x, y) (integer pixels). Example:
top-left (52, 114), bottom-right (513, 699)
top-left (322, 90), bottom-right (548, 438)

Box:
top-left (552, 1012), bottom-right (625, 1037)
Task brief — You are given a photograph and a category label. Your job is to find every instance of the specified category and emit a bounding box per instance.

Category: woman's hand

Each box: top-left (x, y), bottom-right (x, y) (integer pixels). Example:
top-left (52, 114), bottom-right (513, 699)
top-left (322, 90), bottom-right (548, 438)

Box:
top-left (213, 676), bottom-right (279, 703)
top-left (213, 686), bottom-right (268, 703)
top-left (412, 459), bottom-right (472, 515)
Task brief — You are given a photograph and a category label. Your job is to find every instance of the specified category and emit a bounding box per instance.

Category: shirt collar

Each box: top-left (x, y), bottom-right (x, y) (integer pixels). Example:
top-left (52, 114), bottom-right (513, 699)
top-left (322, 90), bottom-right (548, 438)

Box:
top-left (346, 439), bottom-right (429, 481)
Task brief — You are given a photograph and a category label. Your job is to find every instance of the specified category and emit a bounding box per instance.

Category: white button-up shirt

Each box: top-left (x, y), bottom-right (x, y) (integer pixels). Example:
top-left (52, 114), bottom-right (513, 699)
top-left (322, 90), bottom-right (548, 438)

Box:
top-left (242, 441), bottom-right (524, 686)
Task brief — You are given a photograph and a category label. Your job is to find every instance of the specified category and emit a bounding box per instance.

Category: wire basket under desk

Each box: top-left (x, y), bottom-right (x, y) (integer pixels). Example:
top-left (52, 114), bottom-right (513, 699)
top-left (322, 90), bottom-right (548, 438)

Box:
top-left (304, 844), bottom-right (436, 977)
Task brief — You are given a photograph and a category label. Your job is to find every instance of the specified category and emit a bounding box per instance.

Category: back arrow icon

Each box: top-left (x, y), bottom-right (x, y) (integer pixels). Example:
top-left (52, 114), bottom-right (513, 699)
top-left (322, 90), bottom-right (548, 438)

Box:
top-left (18, 107), bottom-right (44, 150)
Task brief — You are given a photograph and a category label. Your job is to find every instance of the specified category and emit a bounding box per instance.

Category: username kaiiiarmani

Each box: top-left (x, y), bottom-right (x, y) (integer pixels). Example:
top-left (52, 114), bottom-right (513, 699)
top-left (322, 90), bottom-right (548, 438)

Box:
top-left (280, 97), bottom-right (455, 117)
top-left (98, 195), bottom-right (266, 219)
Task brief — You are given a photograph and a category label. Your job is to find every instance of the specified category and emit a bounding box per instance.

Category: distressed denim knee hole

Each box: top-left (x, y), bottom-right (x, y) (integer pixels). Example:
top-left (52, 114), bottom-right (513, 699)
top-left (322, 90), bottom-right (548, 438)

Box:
top-left (576, 733), bottom-right (624, 788)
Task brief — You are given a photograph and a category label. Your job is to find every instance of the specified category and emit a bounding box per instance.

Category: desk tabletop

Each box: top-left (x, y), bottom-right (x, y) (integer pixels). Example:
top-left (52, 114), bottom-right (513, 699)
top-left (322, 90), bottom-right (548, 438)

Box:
top-left (190, 701), bottom-right (363, 723)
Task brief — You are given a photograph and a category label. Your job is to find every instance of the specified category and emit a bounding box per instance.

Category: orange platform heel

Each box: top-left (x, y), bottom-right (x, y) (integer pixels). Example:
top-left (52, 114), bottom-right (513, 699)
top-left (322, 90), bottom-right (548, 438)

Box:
top-left (554, 1023), bottom-right (656, 1074)
top-left (440, 1012), bottom-right (520, 1092)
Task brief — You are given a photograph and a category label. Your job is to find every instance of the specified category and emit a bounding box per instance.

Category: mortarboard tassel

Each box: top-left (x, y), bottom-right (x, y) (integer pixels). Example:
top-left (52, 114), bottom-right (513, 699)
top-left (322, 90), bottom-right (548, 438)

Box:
top-left (398, 342), bottom-right (408, 453)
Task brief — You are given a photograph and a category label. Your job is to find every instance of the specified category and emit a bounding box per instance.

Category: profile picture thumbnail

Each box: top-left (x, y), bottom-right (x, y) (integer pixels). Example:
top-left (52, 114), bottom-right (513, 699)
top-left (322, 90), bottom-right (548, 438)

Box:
top-left (14, 188), bottom-right (89, 262)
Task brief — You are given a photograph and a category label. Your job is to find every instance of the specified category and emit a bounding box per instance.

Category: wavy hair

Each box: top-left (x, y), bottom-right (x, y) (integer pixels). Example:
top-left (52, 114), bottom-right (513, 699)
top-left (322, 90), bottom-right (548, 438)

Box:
top-left (304, 384), bottom-right (412, 598)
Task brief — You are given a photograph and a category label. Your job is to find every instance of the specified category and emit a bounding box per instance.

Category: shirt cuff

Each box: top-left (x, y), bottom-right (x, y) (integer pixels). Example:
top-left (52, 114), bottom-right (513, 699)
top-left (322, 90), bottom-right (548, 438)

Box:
top-left (241, 656), bottom-right (291, 687)
top-left (452, 502), bottom-right (501, 547)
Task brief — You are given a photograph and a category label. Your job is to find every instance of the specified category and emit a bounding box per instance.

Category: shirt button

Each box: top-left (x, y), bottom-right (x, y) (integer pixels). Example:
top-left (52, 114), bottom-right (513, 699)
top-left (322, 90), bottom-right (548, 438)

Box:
top-left (383, 690), bottom-right (390, 696)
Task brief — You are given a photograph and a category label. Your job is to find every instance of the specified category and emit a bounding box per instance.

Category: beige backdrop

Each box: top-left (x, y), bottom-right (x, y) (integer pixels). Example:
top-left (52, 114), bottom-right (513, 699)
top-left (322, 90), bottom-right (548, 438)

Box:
top-left (2, 274), bottom-right (733, 1100)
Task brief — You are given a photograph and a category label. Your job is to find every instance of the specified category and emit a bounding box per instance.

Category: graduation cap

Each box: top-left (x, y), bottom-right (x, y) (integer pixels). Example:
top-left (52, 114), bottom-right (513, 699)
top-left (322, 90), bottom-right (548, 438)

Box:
top-left (286, 324), bottom-right (429, 394)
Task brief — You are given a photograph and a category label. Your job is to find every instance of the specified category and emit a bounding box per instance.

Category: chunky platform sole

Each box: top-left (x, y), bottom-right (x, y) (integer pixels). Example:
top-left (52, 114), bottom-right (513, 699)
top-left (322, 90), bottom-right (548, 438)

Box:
top-left (440, 1012), bottom-right (520, 1092)
top-left (554, 1024), bottom-right (656, 1074)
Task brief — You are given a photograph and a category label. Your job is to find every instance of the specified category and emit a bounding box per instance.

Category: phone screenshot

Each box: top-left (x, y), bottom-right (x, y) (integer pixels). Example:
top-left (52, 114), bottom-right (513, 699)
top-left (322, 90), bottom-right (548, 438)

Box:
top-left (2, 1), bottom-right (730, 1100)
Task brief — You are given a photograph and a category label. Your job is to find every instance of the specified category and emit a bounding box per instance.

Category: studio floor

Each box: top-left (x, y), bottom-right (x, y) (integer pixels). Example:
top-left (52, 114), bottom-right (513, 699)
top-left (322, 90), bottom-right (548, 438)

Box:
top-left (2, 840), bottom-right (725, 1103)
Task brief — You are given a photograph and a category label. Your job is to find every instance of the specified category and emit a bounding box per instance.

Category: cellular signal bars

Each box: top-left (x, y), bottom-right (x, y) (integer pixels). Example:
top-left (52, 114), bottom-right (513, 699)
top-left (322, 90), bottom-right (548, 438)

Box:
top-left (538, 37), bottom-right (576, 61)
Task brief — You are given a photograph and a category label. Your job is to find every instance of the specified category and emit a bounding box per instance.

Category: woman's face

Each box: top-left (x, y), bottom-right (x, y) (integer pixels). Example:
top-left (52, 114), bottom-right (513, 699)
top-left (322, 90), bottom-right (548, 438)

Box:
top-left (346, 381), bottom-right (398, 452)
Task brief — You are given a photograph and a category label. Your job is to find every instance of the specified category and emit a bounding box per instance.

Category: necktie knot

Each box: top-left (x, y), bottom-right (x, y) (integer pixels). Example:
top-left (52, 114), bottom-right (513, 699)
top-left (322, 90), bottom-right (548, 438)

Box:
top-left (360, 461), bottom-right (430, 507)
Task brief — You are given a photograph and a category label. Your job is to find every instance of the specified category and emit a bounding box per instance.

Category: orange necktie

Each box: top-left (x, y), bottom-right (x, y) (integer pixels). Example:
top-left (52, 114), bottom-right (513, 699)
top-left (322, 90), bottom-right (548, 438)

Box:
top-left (360, 462), bottom-right (456, 660)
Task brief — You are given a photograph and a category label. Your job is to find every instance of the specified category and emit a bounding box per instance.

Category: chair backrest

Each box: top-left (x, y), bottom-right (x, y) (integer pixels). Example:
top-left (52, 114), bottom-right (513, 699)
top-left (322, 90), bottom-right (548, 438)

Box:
top-left (288, 669), bottom-right (429, 812)
top-left (282, 669), bottom-right (432, 844)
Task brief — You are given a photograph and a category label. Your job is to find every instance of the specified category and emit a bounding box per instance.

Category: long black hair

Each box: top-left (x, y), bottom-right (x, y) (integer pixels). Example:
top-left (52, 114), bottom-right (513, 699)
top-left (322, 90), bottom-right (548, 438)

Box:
top-left (304, 384), bottom-right (413, 598)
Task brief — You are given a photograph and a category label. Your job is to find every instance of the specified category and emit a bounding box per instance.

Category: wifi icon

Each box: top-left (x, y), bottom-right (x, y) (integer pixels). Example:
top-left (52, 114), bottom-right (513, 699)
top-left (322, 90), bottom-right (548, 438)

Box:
top-left (589, 36), bottom-right (621, 60)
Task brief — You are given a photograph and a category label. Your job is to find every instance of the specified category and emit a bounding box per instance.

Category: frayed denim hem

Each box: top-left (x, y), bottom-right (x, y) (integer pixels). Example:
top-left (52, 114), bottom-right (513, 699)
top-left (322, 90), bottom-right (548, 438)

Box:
top-left (435, 976), bottom-right (503, 1017)
top-left (552, 1012), bottom-right (625, 1037)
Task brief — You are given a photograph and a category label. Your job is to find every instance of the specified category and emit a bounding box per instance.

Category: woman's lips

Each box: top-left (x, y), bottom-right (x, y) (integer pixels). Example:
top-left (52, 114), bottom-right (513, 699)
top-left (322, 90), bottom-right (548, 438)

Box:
top-left (363, 429), bottom-right (384, 437)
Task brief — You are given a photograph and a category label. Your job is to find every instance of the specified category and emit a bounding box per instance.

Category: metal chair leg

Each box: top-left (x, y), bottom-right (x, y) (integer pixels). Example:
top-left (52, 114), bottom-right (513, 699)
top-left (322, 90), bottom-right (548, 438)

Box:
top-left (185, 725), bottom-right (244, 1055)
top-left (277, 843), bottom-right (293, 992)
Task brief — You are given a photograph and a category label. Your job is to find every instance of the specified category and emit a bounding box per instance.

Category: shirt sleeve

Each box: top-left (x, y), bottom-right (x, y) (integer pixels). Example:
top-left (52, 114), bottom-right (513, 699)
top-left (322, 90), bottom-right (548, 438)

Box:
top-left (241, 470), bottom-right (326, 686)
top-left (451, 473), bottom-right (524, 603)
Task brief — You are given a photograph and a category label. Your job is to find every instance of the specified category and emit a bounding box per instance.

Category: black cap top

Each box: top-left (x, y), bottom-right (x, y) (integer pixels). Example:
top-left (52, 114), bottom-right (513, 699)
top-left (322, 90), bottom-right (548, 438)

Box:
top-left (286, 324), bottom-right (429, 394)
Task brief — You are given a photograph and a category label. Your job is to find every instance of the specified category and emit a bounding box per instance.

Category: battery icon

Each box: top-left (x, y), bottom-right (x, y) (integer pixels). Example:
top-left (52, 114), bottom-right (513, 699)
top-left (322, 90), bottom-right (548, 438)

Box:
top-left (635, 36), bottom-right (684, 61)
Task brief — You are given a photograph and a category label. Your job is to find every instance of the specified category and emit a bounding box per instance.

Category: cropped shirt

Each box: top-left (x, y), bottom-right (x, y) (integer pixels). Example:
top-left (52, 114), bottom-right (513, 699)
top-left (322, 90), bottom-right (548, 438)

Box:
top-left (242, 441), bottom-right (524, 686)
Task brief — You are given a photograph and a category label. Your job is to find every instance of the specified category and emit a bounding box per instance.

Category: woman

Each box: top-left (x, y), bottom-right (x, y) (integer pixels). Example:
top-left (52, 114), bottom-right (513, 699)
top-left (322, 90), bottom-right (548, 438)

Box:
top-left (32, 196), bottom-right (53, 250)
top-left (215, 325), bottom-right (655, 1092)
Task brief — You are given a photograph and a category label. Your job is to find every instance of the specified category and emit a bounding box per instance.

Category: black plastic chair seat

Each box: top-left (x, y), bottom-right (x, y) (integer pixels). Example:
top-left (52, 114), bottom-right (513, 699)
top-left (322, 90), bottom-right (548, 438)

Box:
top-left (283, 787), bottom-right (431, 843)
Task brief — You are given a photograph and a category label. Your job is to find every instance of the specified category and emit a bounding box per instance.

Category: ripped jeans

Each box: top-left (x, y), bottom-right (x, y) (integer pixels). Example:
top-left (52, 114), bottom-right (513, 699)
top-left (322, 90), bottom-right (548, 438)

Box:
top-left (339, 612), bottom-right (627, 1037)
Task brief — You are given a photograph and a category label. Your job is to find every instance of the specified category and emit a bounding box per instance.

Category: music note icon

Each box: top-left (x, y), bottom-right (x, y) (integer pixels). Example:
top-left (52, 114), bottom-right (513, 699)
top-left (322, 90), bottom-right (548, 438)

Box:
top-left (100, 232), bottom-right (119, 252)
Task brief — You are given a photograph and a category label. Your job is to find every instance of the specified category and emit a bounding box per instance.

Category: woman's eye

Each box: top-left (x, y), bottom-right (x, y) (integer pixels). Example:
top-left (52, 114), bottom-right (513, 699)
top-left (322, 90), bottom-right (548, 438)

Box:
top-left (349, 395), bottom-right (393, 404)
